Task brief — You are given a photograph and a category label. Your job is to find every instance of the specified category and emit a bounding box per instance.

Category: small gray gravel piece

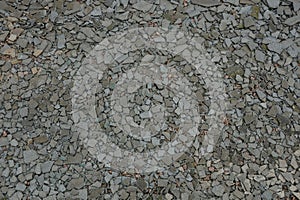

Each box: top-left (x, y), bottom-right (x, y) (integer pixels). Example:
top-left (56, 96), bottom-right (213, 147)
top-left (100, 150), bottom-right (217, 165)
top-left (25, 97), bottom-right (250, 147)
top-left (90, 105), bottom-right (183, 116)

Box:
top-left (90, 6), bottom-right (102, 16)
top-left (120, 0), bottom-right (128, 8)
top-left (2, 168), bottom-right (10, 177)
top-left (136, 179), bottom-right (147, 191)
top-left (284, 15), bottom-right (300, 26)
top-left (256, 90), bottom-right (266, 101)
top-left (41, 161), bottom-right (54, 173)
top-left (0, 137), bottom-right (9, 147)
top-left (140, 111), bottom-right (152, 119)
top-left (19, 107), bottom-right (28, 118)
top-left (23, 150), bottom-right (38, 163)
top-left (244, 16), bottom-right (255, 28)
top-left (191, 0), bottom-right (221, 7)
top-left (266, 0), bottom-right (280, 8)
top-left (66, 153), bottom-right (83, 164)
top-left (255, 50), bottom-right (266, 62)
top-left (212, 184), bottom-right (225, 196)
top-left (262, 190), bottom-right (273, 200)
top-left (0, 31), bottom-right (9, 42)
top-left (15, 183), bottom-right (26, 192)
top-left (57, 34), bottom-right (66, 49)
top-left (132, 1), bottom-right (153, 12)
top-left (67, 177), bottom-right (85, 189)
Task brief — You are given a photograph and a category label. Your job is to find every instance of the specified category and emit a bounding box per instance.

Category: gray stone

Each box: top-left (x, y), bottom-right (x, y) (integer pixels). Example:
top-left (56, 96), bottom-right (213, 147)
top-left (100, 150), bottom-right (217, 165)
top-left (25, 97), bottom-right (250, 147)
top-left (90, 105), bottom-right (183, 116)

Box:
top-left (244, 16), bottom-right (255, 28)
top-left (136, 179), bottom-right (147, 190)
top-left (77, 189), bottom-right (88, 200)
top-left (49, 11), bottom-right (58, 22)
top-left (267, 42), bottom-right (283, 54)
top-left (279, 159), bottom-right (288, 168)
top-left (267, 105), bottom-right (278, 117)
top-left (277, 114), bottom-right (290, 126)
top-left (244, 112), bottom-right (255, 124)
top-left (256, 90), bottom-right (266, 101)
top-left (41, 161), bottom-right (54, 173)
top-left (116, 11), bottom-right (129, 21)
top-left (15, 183), bottom-right (26, 191)
top-left (19, 107), bottom-right (28, 118)
top-left (165, 193), bottom-right (173, 200)
top-left (160, 0), bottom-right (176, 10)
top-left (284, 15), bottom-right (300, 26)
top-left (120, 0), bottom-right (128, 8)
top-left (0, 137), bottom-right (9, 147)
top-left (16, 38), bottom-right (28, 48)
top-left (255, 50), bottom-right (266, 62)
top-left (191, 0), bottom-right (221, 7)
top-left (23, 150), bottom-right (39, 163)
top-left (158, 179), bottom-right (168, 187)
top-left (224, 0), bottom-right (239, 5)
top-left (90, 6), bottom-right (102, 16)
top-left (35, 163), bottom-right (41, 174)
top-left (233, 190), bottom-right (244, 199)
top-left (132, 1), bottom-right (153, 12)
top-left (57, 34), bottom-right (65, 49)
top-left (67, 177), bottom-right (85, 189)
top-left (105, 174), bottom-right (113, 183)
top-left (2, 167), bottom-right (10, 177)
top-left (291, 155), bottom-right (298, 169)
top-left (153, 94), bottom-right (163, 102)
top-left (282, 172), bottom-right (293, 182)
top-left (34, 135), bottom-right (48, 144)
top-left (236, 75), bottom-right (243, 82)
top-left (10, 139), bottom-right (18, 146)
top-left (66, 153), bottom-right (83, 164)
top-left (140, 111), bottom-right (152, 119)
top-left (266, 0), bottom-right (279, 8)
top-left (212, 184), bottom-right (225, 196)
top-left (0, 31), bottom-right (9, 42)
top-left (262, 190), bottom-right (273, 200)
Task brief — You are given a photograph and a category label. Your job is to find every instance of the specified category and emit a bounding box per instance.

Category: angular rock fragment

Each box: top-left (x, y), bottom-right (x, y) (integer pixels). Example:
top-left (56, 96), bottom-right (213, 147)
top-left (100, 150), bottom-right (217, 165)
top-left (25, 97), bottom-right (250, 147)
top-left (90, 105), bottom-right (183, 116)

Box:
top-left (191, 0), bottom-right (221, 7)
top-left (23, 150), bottom-right (39, 163)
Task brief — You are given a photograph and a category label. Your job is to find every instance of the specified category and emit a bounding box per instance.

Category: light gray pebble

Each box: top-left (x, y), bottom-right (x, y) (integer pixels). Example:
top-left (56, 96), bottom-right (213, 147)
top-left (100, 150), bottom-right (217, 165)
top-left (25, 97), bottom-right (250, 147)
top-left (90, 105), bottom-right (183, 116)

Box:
top-left (212, 184), bottom-right (225, 196)
top-left (19, 107), bottom-right (28, 118)
top-left (23, 150), bottom-right (39, 163)
top-left (284, 15), bottom-right (300, 26)
top-left (256, 90), bottom-right (266, 101)
top-left (2, 167), bottom-right (10, 177)
top-left (266, 0), bottom-right (280, 8)
top-left (132, 1), bottom-right (153, 12)
top-left (255, 50), bottom-right (266, 62)
top-left (41, 161), bottom-right (54, 173)
top-left (191, 0), bottom-right (221, 7)
top-left (140, 111), bottom-right (152, 119)
top-left (57, 34), bottom-right (65, 49)
top-left (91, 6), bottom-right (102, 16)
top-left (15, 182), bottom-right (26, 192)
top-left (244, 16), bottom-right (255, 28)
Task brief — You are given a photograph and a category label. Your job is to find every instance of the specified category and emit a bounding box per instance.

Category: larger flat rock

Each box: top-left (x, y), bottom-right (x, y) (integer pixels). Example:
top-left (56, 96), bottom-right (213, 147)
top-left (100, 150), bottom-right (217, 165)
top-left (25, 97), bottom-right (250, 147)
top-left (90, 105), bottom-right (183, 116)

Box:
top-left (284, 15), bottom-right (300, 26)
top-left (212, 184), bottom-right (225, 196)
top-left (23, 150), bottom-right (38, 163)
top-left (191, 0), bottom-right (221, 7)
top-left (132, 1), bottom-right (153, 12)
top-left (266, 0), bottom-right (280, 8)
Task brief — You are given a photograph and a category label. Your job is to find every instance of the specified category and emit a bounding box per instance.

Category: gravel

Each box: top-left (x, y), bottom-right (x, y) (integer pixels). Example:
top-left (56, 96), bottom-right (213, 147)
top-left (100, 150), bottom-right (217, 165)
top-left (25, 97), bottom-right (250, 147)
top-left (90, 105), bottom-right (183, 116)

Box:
top-left (0, 0), bottom-right (299, 199)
